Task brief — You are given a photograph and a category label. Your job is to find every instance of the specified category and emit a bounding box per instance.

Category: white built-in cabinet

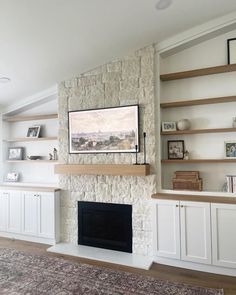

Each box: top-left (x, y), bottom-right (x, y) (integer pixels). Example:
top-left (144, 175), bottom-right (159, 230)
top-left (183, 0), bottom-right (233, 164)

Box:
top-left (0, 189), bottom-right (60, 245)
top-left (155, 200), bottom-right (211, 264)
top-left (212, 203), bottom-right (236, 268)
top-left (155, 199), bottom-right (236, 272)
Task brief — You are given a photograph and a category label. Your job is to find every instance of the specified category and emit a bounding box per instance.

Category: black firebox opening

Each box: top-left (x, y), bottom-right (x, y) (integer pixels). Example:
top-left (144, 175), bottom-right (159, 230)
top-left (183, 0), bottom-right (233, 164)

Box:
top-left (78, 201), bottom-right (132, 253)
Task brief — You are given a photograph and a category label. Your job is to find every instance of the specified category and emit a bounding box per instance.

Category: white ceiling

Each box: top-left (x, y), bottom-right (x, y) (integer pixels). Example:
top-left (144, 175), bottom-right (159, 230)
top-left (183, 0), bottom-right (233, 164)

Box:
top-left (1, 0), bottom-right (236, 106)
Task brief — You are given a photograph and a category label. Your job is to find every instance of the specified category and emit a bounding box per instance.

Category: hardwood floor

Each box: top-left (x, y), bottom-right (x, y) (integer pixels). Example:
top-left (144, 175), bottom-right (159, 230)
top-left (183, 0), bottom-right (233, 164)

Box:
top-left (0, 237), bottom-right (236, 294)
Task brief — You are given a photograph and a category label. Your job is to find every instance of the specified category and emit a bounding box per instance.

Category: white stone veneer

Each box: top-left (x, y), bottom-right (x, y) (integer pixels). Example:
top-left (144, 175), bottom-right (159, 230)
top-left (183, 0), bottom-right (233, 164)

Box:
top-left (58, 45), bottom-right (157, 256)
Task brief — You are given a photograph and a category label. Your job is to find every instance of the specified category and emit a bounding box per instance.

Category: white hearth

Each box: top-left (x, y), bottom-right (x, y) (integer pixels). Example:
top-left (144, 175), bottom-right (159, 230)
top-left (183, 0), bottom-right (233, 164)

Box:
top-left (48, 243), bottom-right (153, 270)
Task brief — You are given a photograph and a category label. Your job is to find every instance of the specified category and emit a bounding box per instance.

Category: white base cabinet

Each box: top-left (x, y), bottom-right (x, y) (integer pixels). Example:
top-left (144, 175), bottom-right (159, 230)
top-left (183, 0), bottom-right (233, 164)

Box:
top-left (154, 199), bottom-right (236, 275)
top-left (0, 189), bottom-right (60, 245)
top-left (212, 203), bottom-right (236, 268)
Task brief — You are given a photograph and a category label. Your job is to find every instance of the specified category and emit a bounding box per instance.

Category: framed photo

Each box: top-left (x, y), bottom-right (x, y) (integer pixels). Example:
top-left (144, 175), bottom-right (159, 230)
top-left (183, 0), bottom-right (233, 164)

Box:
top-left (8, 147), bottom-right (24, 160)
top-left (162, 121), bottom-right (176, 132)
top-left (27, 126), bottom-right (41, 138)
top-left (168, 140), bottom-right (184, 160)
top-left (5, 172), bottom-right (19, 182)
top-left (227, 38), bottom-right (236, 64)
top-left (225, 141), bottom-right (236, 158)
top-left (68, 105), bottom-right (139, 154)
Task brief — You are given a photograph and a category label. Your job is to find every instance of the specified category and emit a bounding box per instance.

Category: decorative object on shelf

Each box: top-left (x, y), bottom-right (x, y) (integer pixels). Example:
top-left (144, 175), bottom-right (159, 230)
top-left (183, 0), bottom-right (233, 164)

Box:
top-left (53, 148), bottom-right (58, 160)
top-left (168, 140), bottom-right (184, 159)
top-left (227, 38), bottom-right (236, 64)
top-left (226, 175), bottom-right (236, 193)
top-left (27, 125), bottom-right (41, 138)
top-left (8, 147), bottom-right (24, 160)
top-left (142, 132), bottom-right (148, 165)
top-left (133, 144), bottom-right (139, 165)
top-left (177, 119), bottom-right (191, 131)
top-left (27, 156), bottom-right (42, 160)
top-left (161, 121), bottom-right (176, 132)
top-left (5, 172), bottom-right (19, 182)
top-left (225, 141), bottom-right (236, 158)
top-left (49, 153), bottom-right (53, 160)
top-left (222, 182), bottom-right (228, 192)
top-left (232, 117), bottom-right (236, 128)
top-left (183, 150), bottom-right (190, 160)
top-left (172, 171), bottom-right (203, 191)
top-left (68, 105), bottom-right (139, 154)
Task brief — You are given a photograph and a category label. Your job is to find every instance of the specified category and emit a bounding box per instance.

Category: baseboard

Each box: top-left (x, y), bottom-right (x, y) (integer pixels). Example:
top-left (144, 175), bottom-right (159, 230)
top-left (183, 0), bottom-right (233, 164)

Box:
top-left (0, 232), bottom-right (56, 246)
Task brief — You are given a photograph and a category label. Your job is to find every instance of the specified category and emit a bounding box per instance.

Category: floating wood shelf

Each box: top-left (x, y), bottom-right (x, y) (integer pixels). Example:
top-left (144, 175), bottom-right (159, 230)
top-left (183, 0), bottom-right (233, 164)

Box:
top-left (151, 192), bottom-right (236, 205)
top-left (162, 159), bottom-right (236, 164)
top-left (161, 127), bottom-right (236, 135)
top-left (54, 164), bottom-right (151, 176)
top-left (4, 137), bottom-right (58, 142)
top-left (4, 114), bottom-right (58, 122)
top-left (160, 95), bottom-right (236, 108)
top-left (160, 63), bottom-right (236, 81)
top-left (6, 160), bottom-right (58, 163)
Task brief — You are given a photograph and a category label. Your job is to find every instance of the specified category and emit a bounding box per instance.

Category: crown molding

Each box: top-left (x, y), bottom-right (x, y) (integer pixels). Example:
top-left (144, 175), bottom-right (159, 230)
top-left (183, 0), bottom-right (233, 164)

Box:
top-left (2, 85), bottom-right (57, 115)
top-left (155, 11), bottom-right (236, 56)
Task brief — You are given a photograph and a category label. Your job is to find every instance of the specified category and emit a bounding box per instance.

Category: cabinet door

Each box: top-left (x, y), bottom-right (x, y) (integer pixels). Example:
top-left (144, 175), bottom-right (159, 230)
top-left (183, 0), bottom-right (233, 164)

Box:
top-left (22, 192), bottom-right (38, 236)
top-left (156, 200), bottom-right (180, 259)
top-left (8, 191), bottom-right (22, 233)
top-left (38, 193), bottom-right (55, 238)
top-left (0, 192), bottom-right (9, 231)
top-left (212, 203), bottom-right (236, 268)
top-left (180, 201), bottom-right (211, 264)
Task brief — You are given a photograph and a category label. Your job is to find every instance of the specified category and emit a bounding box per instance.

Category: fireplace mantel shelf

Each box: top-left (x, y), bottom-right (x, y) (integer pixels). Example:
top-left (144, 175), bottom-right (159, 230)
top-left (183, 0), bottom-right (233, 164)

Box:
top-left (54, 164), bottom-right (150, 176)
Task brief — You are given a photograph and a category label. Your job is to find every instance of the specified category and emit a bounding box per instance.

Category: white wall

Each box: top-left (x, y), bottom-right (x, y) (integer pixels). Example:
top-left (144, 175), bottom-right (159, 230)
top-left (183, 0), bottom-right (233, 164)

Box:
top-left (160, 29), bottom-right (236, 192)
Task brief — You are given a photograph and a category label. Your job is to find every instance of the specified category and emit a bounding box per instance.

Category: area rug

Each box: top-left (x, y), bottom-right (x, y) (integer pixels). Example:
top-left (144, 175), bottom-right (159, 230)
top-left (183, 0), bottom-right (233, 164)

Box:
top-left (0, 248), bottom-right (223, 295)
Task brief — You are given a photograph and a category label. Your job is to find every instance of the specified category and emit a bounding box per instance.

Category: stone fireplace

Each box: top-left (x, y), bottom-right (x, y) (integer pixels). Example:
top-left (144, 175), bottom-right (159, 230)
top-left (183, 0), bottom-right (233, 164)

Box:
top-left (58, 44), bottom-right (157, 257)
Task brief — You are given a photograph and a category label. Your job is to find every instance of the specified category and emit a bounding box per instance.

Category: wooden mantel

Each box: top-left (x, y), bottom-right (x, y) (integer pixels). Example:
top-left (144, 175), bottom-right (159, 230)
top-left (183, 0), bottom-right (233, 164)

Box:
top-left (54, 164), bottom-right (150, 176)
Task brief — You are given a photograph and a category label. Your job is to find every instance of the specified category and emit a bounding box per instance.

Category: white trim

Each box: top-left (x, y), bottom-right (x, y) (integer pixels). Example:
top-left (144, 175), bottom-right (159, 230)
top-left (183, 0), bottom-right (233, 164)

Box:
top-left (154, 256), bottom-right (236, 277)
top-left (2, 85), bottom-right (57, 116)
top-left (155, 11), bottom-right (236, 56)
top-left (0, 231), bottom-right (56, 245)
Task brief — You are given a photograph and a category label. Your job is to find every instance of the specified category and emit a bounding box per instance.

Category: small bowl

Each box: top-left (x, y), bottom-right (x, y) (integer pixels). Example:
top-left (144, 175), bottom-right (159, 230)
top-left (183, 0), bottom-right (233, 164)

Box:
top-left (27, 156), bottom-right (42, 160)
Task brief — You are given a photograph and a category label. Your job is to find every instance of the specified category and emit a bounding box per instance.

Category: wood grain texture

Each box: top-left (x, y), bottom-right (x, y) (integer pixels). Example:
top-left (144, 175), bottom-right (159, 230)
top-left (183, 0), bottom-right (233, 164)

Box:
top-left (160, 96), bottom-right (236, 108)
top-left (152, 192), bottom-right (236, 205)
top-left (0, 238), bottom-right (235, 294)
top-left (4, 114), bottom-right (58, 122)
top-left (161, 127), bottom-right (236, 135)
top-left (160, 64), bottom-right (236, 81)
top-left (162, 159), bottom-right (236, 163)
top-left (54, 164), bottom-right (150, 176)
top-left (0, 185), bottom-right (60, 192)
top-left (4, 137), bottom-right (58, 142)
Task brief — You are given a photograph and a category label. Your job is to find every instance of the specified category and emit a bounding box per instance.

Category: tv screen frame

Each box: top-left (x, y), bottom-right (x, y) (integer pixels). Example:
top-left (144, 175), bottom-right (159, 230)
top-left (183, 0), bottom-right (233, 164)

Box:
top-left (68, 105), bottom-right (139, 154)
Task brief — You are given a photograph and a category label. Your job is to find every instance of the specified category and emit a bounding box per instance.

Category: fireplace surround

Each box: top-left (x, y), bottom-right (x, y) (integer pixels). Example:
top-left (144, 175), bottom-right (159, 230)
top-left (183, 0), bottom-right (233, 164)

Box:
top-left (78, 201), bottom-right (132, 253)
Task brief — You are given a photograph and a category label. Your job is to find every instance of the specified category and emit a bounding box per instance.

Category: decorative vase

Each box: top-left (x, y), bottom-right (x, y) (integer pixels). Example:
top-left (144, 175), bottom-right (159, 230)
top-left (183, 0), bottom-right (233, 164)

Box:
top-left (177, 119), bottom-right (191, 131)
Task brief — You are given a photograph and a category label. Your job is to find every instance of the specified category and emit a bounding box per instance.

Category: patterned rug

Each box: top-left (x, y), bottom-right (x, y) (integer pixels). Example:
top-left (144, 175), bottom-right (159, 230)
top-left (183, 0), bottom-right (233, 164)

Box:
top-left (0, 248), bottom-right (223, 295)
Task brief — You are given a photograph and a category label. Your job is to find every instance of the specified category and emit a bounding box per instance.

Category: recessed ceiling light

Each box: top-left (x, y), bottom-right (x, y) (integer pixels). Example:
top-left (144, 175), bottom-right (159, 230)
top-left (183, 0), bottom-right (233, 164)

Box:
top-left (155, 0), bottom-right (173, 10)
top-left (0, 77), bottom-right (11, 83)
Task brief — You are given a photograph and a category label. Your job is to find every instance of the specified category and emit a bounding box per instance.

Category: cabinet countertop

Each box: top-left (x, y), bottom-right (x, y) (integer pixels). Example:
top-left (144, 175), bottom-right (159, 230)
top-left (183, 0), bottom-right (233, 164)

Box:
top-left (0, 185), bottom-right (60, 193)
top-left (152, 192), bottom-right (236, 204)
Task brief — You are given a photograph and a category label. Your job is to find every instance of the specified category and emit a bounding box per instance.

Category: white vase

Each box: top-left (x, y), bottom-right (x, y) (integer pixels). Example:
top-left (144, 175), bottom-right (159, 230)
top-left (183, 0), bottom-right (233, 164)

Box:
top-left (177, 119), bottom-right (191, 131)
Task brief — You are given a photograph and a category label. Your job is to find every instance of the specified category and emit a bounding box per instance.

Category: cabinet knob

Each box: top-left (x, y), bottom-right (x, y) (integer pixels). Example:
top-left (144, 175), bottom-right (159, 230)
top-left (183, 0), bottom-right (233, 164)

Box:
top-left (181, 205), bottom-right (184, 208)
top-left (176, 205), bottom-right (179, 207)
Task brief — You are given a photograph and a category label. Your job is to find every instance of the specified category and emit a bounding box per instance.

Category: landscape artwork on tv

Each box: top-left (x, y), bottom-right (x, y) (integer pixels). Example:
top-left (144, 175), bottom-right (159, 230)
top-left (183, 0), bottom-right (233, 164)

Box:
top-left (69, 105), bottom-right (139, 153)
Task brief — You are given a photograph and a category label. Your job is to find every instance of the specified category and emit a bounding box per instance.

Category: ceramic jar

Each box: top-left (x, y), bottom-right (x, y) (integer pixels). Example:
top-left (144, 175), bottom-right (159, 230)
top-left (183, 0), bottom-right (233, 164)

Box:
top-left (177, 119), bottom-right (191, 131)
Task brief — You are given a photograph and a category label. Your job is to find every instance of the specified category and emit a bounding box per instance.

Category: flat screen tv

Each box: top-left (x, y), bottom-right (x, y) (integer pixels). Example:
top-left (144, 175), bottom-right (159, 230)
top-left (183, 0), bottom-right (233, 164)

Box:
top-left (68, 105), bottom-right (139, 154)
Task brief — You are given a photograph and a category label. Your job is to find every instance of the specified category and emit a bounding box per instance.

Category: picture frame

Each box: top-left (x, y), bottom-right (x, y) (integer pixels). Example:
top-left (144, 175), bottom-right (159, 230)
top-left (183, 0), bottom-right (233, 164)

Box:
top-left (168, 140), bottom-right (184, 160)
top-left (162, 121), bottom-right (176, 132)
top-left (27, 126), bottom-right (41, 138)
top-left (8, 147), bottom-right (24, 160)
top-left (68, 105), bottom-right (139, 154)
top-left (227, 38), bottom-right (236, 64)
top-left (225, 141), bottom-right (236, 158)
top-left (5, 172), bottom-right (19, 182)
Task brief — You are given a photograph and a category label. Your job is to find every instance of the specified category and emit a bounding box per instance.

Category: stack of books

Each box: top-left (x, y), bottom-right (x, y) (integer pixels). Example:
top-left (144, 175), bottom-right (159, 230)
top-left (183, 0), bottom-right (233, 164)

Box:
top-left (226, 175), bottom-right (236, 193)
